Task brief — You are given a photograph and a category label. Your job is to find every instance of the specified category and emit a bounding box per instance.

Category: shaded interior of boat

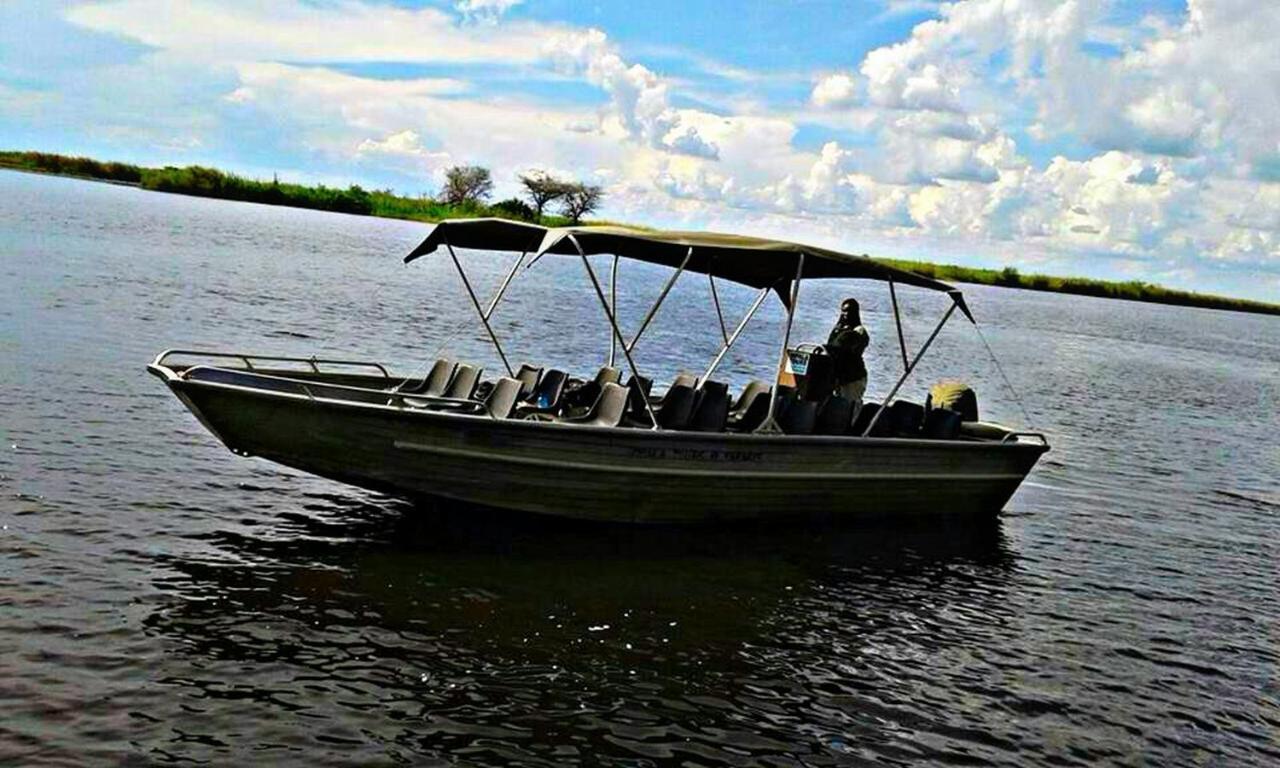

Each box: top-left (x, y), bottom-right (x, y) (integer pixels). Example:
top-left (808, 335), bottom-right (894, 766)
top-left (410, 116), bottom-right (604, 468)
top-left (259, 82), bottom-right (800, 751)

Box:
top-left (165, 352), bottom-right (1027, 444)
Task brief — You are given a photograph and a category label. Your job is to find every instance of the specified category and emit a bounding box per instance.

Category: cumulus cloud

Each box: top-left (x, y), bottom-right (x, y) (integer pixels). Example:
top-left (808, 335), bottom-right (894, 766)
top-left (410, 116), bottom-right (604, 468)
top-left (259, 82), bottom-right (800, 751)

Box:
top-left (810, 73), bottom-right (857, 108)
top-left (542, 28), bottom-right (720, 159)
top-left (11, 0), bottom-right (1270, 294)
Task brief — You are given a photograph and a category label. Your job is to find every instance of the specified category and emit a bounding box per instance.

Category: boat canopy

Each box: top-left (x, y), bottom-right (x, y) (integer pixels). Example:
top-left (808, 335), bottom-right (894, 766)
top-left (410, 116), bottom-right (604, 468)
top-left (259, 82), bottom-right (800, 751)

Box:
top-left (405, 218), bottom-right (970, 319)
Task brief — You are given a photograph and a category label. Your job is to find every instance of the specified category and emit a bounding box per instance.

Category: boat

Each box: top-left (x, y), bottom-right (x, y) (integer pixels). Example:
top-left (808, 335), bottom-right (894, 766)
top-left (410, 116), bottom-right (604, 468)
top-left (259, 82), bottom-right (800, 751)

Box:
top-left (148, 218), bottom-right (1049, 524)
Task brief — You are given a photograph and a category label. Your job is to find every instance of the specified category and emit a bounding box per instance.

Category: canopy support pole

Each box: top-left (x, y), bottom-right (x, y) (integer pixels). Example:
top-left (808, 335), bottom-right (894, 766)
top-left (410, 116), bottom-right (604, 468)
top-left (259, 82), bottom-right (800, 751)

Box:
top-left (569, 235), bottom-right (661, 430)
top-left (484, 250), bottom-right (526, 321)
top-left (700, 286), bottom-right (770, 385)
top-left (861, 302), bottom-right (956, 437)
top-left (708, 273), bottom-right (730, 345)
top-left (888, 277), bottom-right (909, 372)
top-left (625, 246), bottom-right (693, 354)
top-left (608, 255), bottom-right (619, 368)
top-left (757, 255), bottom-right (805, 434)
top-left (444, 238), bottom-right (514, 377)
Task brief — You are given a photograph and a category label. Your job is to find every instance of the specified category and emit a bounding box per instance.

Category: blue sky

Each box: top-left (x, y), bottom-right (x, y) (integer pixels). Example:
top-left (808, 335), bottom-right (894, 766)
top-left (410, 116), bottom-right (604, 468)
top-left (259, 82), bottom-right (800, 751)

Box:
top-left (1, 0), bottom-right (1277, 301)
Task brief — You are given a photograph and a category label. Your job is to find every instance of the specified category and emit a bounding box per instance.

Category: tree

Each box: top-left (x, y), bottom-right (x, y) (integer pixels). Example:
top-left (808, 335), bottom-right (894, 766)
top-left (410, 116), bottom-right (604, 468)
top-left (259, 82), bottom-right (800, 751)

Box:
top-left (518, 171), bottom-right (571, 219)
top-left (561, 182), bottom-right (604, 224)
top-left (441, 165), bottom-right (493, 206)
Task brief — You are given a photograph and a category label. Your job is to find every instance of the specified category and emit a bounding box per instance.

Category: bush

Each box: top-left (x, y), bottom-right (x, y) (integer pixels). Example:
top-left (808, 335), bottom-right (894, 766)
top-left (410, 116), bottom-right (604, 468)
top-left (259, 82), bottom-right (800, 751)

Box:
top-left (490, 197), bottom-right (536, 221)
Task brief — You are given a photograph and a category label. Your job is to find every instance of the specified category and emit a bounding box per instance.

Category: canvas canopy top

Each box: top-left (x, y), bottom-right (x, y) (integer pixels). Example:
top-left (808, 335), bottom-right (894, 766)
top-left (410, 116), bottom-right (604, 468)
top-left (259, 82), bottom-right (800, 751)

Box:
top-left (405, 218), bottom-right (970, 319)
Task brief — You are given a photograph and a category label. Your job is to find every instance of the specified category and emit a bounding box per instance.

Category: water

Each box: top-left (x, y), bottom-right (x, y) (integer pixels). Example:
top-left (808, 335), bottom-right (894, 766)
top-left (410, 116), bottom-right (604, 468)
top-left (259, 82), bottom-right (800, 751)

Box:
top-left (2, 170), bottom-right (1278, 765)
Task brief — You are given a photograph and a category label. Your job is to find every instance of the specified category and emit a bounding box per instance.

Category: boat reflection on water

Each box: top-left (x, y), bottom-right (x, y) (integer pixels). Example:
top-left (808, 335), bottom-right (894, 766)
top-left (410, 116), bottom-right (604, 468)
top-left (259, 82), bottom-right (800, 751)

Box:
top-left (142, 493), bottom-right (1019, 764)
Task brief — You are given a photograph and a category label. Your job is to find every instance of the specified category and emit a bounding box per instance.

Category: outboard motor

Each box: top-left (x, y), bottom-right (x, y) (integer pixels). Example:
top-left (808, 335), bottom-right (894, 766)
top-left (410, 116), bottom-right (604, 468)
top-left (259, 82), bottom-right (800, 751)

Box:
top-left (926, 380), bottom-right (979, 423)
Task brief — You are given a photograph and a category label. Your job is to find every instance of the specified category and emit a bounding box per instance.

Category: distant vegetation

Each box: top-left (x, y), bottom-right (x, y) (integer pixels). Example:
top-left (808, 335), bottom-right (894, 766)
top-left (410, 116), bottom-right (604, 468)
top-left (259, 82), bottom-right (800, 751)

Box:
top-left (881, 261), bottom-right (1279, 316)
top-left (0, 150), bottom-right (584, 224)
top-left (3, 149), bottom-right (1276, 316)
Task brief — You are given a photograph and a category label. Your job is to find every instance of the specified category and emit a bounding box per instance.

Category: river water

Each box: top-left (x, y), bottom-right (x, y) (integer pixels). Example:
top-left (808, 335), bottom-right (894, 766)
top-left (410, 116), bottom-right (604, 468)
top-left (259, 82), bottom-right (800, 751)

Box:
top-left (2, 170), bottom-right (1278, 765)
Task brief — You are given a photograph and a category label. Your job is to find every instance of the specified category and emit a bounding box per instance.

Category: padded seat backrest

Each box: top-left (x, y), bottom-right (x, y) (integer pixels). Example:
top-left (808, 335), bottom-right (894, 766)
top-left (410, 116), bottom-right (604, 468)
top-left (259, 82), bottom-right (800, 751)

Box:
top-left (484, 377), bottom-right (522, 419)
top-left (595, 366), bottom-right (622, 386)
top-left (689, 380), bottom-right (730, 433)
top-left (778, 398), bottom-right (818, 435)
top-left (586, 382), bottom-right (629, 427)
top-left (850, 402), bottom-right (887, 436)
top-left (656, 383), bottom-right (697, 429)
top-left (816, 396), bottom-right (854, 435)
top-left (530, 368), bottom-right (568, 410)
top-left (444, 364), bottom-right (482, 400)
top-left (671, 372), bottom-right (697, 390)
top-left (729, 387), bottom-right (771, 432)
top-left (888, 400), bottom-right (925, 436)
top-left (624, 375), bottom-right (654, 420)
top-left (514, 364), bottom-right (542, 398)
top-left (731, 380), bottom-right (770, 413)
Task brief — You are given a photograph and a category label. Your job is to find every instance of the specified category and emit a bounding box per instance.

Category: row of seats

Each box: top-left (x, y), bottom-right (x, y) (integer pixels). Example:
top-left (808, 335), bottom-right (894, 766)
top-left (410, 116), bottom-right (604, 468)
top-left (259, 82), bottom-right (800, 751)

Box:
top-left (399, 359), bottom-right (966, 439)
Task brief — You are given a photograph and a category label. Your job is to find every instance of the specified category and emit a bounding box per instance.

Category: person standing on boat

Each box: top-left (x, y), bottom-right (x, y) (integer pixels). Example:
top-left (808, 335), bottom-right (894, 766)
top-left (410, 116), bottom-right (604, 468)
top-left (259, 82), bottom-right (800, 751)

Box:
top-left (826, 298), bottom-right (870, 404)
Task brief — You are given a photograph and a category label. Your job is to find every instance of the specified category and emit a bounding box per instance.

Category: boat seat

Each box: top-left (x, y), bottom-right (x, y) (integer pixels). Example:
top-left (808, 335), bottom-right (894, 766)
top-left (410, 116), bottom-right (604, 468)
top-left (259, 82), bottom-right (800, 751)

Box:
top-left (888, 400), bottom-right (925, 436)
top-left (412, 358), bottom-right (458, 396)
top-left (730, 380), bottom-right (770, 415)
top-left (524, 368), bottom-right (568, 411)
top-left (562, 365), bottom-right (623, 412)
top-left (623, 374), bottom-right (654, 421)
top-left (777, 397), bottom-right (817, 435)
top-left (850, 402), bottom-right (891, 436)
top-left (483, 377), bottom-right (523, 419)
top-left (727, 386), bottom-right (770, 432)
top-left (688, 381), bottom-right (730, 432)
top-left (514, 363), bottom-right (543, 399)
top-left (560, 382), bottom-right (629, 428)
top-left (655, 383), bottom-right (697, 430)
top-left (443, 364), bottom-right (482, 400)
top-left (815, 396), bottom-right (854, 435)
top-left (671, 372), bottom-right (698, 390)
top-left (922, 407), bottom-right (962, 439)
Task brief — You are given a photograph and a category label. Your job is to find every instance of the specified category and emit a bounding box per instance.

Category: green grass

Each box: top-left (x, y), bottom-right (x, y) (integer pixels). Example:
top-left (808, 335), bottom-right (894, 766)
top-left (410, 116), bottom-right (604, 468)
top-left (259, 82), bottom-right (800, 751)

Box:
top-left (880, 259), bottom-right (1278, 316)
top-left (3, 150), bottom-right (1276, 316)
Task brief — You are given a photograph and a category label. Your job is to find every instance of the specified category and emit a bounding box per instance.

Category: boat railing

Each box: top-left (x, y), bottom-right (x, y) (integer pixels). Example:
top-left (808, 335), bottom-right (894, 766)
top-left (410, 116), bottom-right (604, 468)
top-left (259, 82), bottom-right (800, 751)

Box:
top-left (1000, 431), bottom-right (1049, 447)
top-left (151, 348), bottom-right (392, 378)
top-left (173, 363), bottom-right (486, 415)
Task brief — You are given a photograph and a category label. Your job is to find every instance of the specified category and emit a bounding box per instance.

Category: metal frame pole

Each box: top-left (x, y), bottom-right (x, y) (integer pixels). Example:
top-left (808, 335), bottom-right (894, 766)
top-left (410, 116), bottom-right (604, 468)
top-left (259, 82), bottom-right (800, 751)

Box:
top-left (444, 238), bottom-right (514, 377)
top-left (625, 246), bottom-right (693, 354)
top-left (708, 273), bottom-right (730, 345)
top-left (757, 254), bottom-right (806, 434)
top-left (860, 301), bottom-right (957, 437)
top-left (608, 254), bottom-right (619, 367)
top-left (569, 235), bottom-right (662, 430)
top-left (888, 277), bottom-right (909, 371)
top-left (483, 250), bottom-right (526, 322)
top-left (700, 286), bottom-right (770, 384)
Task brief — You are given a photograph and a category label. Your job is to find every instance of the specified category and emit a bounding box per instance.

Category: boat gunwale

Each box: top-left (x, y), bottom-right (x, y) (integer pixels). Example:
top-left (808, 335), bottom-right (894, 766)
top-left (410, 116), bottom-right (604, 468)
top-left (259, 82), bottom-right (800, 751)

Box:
top-left (155, 363), bottom-right (1050, 455)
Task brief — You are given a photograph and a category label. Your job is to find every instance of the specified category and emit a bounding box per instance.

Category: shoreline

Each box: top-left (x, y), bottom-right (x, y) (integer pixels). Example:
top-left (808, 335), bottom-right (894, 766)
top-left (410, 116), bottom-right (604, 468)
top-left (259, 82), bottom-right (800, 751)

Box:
top-left (3, 152), bottom-right (1276, 317)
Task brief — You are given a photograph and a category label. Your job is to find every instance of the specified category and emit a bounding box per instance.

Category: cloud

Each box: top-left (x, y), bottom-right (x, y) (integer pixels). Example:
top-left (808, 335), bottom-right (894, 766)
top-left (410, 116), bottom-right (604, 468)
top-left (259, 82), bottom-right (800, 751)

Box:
top-left (357, 129), bottom-right (450, 162)
top-left (810, 73), bottom-right (857, 108)
top-left (542, 28), bottom-right (720, 159)
top-left (454, 0), bottom-right (523, 25)
top-left (2, 0), bottom-right (1270, 297)
top-left (66, 0), bottom-right (555, 65)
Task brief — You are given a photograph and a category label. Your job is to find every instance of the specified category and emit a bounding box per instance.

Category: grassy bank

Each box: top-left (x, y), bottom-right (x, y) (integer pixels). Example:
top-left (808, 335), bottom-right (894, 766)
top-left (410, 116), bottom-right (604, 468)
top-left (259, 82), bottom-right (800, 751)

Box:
top-left (883, 259), bottom-right (1279, 316)
top-left (3, 150), bottom-right (1276, 316)
top-left (0, 150), bottom-right (571, 224)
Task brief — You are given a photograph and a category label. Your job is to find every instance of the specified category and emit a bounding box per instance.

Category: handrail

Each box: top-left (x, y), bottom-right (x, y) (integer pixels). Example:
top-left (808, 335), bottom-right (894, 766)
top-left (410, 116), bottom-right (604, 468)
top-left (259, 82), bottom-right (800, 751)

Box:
top-left (152, 349), bottom-right (391, 378)
top-left (1001, 431), bottom-right (1049, 447)
top-left (178, 363), bottom-right (485, 414)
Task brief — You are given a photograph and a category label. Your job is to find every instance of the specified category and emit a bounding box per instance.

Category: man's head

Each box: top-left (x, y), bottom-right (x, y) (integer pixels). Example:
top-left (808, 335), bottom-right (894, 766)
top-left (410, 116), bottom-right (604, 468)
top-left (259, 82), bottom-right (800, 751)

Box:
top-left (839, 297), bottom-right (861, 324)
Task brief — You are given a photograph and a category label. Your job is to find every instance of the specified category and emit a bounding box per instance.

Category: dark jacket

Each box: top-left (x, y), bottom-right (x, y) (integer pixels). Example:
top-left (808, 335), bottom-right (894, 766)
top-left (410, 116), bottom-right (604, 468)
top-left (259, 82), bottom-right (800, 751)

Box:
top-left (826, 322), bottom-right (869, 382)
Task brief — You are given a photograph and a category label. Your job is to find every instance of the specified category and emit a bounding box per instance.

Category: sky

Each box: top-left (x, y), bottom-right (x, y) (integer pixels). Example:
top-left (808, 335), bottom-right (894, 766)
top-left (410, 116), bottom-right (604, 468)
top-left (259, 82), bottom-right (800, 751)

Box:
top-left (2, 0), bottom-right (1278, 301)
